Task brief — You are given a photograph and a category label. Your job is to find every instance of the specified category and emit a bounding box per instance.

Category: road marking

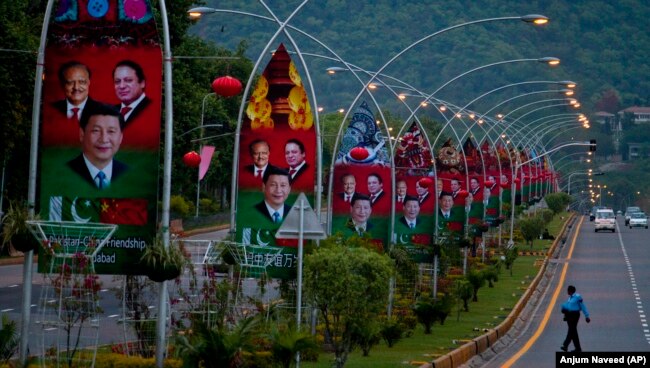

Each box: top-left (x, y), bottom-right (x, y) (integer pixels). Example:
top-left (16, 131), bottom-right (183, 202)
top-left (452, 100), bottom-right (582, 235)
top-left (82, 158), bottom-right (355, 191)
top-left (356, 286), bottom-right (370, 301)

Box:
top-left (1, 308), bottom-right (13, 313)
top-left (616, 224), bottom-right (650, 345)
top-left (8, 284), bottom-right (19, 288)
top-left (502, 216), bottom-right (583, 368)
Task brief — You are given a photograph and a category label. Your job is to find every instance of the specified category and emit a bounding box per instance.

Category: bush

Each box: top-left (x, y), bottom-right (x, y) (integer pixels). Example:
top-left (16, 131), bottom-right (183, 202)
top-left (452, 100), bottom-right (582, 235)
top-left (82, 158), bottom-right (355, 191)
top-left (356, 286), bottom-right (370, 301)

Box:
top-left (170, 195), bottom-right (192, 218)
top-left (544, 192), bottom-right (572, 214)
top-left (380, 318), bottom-right (406, 348)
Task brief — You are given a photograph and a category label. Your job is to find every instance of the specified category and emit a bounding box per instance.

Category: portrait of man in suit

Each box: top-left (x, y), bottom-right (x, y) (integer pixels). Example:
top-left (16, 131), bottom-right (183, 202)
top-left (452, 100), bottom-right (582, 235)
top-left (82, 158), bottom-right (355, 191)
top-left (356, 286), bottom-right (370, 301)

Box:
top-left (367, 173), bottom-right (384, 205)
top-left (245, 139), bottom-right (271, 179)
top-left (52, 61), bottom-right (103, 124)
top-left (450, 179), bottom-right (462, 199)
top-left (284, 138), bottom-right (309, 183)
top-left (337, 173), bottom-right (357, 203)
top-left (346, 193), bottom-right (373, 236)
top-left (395, 179), bottom-right (407, 204)
top-left (469, 177), bottom-right (481, 197)
top-left (66, 103), bottom-right (127, 190)
top-left (113, 60), bottom-right (151, 126)
top-left (415, 179), bottom-right (430, 205)
top-left (254, 166), bottom-right (292, 224)
top-left (398, 195), bottom-right (423, 232)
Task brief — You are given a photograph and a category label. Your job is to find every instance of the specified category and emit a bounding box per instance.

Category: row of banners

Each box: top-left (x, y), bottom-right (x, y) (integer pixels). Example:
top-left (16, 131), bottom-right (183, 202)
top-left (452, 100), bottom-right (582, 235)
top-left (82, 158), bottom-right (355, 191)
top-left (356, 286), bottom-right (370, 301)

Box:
top-left (37, 2), bottom-right (553, 276)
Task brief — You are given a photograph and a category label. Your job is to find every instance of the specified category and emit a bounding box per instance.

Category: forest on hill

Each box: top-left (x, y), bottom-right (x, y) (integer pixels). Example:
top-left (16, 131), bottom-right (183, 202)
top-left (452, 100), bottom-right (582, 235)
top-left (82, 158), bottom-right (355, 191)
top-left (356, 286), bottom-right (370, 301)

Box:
top-left (191, 0), bottom-right (650, 115)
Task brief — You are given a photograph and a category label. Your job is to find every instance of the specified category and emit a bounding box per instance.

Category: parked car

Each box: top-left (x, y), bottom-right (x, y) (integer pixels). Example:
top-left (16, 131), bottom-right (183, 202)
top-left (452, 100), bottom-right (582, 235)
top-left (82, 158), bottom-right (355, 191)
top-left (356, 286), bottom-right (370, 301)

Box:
top-left (595, 209), bottom-right (616, 232)
top-left (625, 206), bottom-right (642, 226)
top-left (629, 212), bottom-right (648, 229)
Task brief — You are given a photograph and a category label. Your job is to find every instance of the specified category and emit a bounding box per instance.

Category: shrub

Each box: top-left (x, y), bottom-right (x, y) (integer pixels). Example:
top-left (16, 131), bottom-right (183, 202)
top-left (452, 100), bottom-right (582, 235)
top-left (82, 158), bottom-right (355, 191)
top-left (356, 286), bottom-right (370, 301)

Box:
top-left (380, 318), bottom-right (406, 348)
top-left (0, 314), bottom-right (19, 365)
top-left (170, 195), bottom-right (191, 218)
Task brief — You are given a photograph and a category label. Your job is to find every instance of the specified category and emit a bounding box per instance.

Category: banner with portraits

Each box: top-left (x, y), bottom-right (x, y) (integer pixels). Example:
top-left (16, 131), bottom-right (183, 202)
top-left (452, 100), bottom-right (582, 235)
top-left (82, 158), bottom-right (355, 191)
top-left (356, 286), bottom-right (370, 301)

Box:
top-left (39, 0), bottom-right (161, 274)
top-left (331, 102), bottom-right (391, 251)
top-left (435, 139), bottom-right (469, 240)
top-left (392, 122), bottom-right (435, 263)
top-left (234, 44), bottom-right (316, 279)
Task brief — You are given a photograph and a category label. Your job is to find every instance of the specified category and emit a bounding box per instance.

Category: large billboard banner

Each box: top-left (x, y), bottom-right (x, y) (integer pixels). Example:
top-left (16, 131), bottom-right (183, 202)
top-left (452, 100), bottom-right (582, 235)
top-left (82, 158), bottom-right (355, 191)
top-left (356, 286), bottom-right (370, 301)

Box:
top-left (392, 122), bottom-right (435, 262)
top-left (234, 44), bottom-right (316, 279)
top-left (39, 0), bottom-right (162, 274)
top-left (331, 101), bottom-right (391, 251)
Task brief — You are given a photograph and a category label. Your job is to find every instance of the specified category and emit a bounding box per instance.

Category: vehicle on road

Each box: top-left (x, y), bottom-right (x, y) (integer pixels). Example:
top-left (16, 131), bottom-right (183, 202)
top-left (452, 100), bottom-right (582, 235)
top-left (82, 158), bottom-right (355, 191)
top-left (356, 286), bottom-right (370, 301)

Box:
top-left (629, 212), bottom-right (648, 229)
top-left (595, 208), bottom-right (616, 232)
top-left (590, 206), bottom-right (604, 221)
top-left (625, 206), bottom-right (642, 226)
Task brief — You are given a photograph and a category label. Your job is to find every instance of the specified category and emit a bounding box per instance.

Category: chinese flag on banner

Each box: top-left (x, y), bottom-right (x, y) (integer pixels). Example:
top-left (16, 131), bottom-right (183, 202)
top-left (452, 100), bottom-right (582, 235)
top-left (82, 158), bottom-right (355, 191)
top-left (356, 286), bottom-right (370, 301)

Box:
top-left (100, 199), bottom-right (148, 225)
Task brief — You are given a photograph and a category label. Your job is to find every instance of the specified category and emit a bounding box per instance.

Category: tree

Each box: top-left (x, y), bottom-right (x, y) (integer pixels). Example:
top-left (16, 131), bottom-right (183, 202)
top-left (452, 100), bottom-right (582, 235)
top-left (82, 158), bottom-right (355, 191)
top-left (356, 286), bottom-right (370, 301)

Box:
top-left (466, 269), bottom-right (486, 302)
top-left (303, 239), bottom-right (393, 368)
top-left (517, 216), bottom-right (546, 248)
top-left (544, 192), bottom-right (572, 214)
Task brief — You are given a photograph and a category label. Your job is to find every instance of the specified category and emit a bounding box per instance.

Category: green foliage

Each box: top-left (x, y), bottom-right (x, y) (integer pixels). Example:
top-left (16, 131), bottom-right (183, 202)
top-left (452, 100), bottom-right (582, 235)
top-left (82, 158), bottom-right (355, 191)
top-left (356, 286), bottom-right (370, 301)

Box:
top-left (350, 320), bottom-right (382, 357)
top-left (1, 200), bottom-right (39, 253)
top-left (518, 215), bottom-right (546, 248)
top-left (303, 239), bottom-right (393, 368)
top-left (170, 195), bottom-right (192, 218)
top-left (544, 193), bottom-right (573, 215)
top-left (268, 323), bottom-right (319, 368)
top-left (0, 314), bottom-right (18, 364)
top-left (504, 247), bottom-right (519, 276)
top-left (466, 270), bottom-right (486, 302)
top-left (140, 237), bottom-right (186, 282)
top-left (453, 280), bottom-right (473, 313)
top-left (482, 266), bottom-right (499, 288)
top-left (379, 318), bottom-right (406, 348)
top-left (412, 297), bottom-right (437, 335)
top-left (537, 208), bottom-right (555, 225)
top-left (175, 317), bottom-right (259, 368)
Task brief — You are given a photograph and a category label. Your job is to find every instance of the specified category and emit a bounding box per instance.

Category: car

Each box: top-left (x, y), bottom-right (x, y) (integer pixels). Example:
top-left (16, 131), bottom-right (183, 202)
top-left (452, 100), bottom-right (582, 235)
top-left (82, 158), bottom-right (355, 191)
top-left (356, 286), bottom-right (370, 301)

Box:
top-left (590, 206), bottom-right (604, 221)
top-left (625, 206), bottom-right (642, 225)
top-left (629, 212), bottom-right (648, 229)
top-left (617, 210), bottom-right (623, 216)
top-left (595, 209), bottom-right (616, 232)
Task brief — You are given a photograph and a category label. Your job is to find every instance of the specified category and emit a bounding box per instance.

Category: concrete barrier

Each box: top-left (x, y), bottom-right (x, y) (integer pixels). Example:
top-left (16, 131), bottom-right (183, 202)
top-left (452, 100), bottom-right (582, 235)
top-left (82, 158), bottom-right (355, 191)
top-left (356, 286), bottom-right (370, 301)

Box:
top-left (426, 213), bottom-right (576, 367)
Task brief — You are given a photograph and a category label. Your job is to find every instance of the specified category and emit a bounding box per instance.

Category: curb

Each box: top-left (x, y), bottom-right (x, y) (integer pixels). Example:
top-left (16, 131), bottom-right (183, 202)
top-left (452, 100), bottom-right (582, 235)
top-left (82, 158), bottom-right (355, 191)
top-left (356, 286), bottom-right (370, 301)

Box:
top-left (421, 213), bottom-right (576, 368)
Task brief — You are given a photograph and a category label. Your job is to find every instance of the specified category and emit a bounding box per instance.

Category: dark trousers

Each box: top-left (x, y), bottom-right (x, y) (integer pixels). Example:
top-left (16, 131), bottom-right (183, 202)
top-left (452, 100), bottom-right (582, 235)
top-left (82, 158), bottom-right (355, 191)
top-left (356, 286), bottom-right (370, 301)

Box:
top-left (563, 311), bottom-right (581, 351)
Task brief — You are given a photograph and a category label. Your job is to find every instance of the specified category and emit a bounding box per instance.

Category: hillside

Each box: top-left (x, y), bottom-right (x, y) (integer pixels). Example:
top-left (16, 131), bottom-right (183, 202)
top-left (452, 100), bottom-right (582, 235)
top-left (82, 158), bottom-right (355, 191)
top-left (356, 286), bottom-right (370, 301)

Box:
top-left (190, 0), bottom-right (650, 115)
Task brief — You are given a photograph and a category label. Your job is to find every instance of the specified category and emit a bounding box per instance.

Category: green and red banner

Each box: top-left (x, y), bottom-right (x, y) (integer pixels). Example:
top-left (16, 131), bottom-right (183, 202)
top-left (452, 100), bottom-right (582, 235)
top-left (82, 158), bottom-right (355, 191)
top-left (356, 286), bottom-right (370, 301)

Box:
top-left (234, 44), bottom-right (316, 279)
top-left (393, 122), bottom-right (435, 262)
top-left (39, 0), bottom-right (161, 274)
top-left (331, 101), bottom-right (391, 251)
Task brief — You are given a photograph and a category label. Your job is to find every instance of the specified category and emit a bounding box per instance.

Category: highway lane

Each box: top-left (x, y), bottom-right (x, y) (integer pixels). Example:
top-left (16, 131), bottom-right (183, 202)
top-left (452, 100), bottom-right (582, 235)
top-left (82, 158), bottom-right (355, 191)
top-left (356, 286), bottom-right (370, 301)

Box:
top-left (479, 215), bottom-right (650, 367)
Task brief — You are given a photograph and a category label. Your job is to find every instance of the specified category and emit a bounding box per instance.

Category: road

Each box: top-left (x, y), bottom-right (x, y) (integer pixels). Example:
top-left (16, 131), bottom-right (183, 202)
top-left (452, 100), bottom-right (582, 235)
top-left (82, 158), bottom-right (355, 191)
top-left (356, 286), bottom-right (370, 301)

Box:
top-left (0, 228), bottom-right (230, 357)
top-left (3, 220), bottom-right (649, 363)
top-left (475, 215), bottom-right (650, 367)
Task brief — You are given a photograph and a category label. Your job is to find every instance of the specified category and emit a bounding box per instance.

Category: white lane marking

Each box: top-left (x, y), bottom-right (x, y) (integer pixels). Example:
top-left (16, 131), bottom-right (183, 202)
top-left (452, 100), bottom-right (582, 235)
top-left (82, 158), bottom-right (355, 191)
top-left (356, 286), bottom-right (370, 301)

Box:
top-left (617, 228), bottom-right (650, 344)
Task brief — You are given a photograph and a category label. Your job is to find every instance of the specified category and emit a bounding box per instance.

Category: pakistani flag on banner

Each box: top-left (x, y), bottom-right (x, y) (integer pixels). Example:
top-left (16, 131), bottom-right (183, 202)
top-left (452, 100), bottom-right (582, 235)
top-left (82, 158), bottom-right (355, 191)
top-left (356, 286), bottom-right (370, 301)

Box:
top-left (49, 196), bottom-right (148, 226)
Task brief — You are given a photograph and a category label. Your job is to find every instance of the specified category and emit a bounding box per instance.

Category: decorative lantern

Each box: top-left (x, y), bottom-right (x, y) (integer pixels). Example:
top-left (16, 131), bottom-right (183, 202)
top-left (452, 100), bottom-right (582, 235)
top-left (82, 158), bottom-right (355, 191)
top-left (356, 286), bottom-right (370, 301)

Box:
top-left (211, 76), bottom-right (243, 97)
top-left (458, 190), bottom-right (469, 198)
top-left (349, 146), bottom-right (370, 161)
top-left (183, 151), bottom-right (201, 167)
top-left (418, 177), bottom-right (434, 188)
top-left (484, 179), bottom-right (495, 187)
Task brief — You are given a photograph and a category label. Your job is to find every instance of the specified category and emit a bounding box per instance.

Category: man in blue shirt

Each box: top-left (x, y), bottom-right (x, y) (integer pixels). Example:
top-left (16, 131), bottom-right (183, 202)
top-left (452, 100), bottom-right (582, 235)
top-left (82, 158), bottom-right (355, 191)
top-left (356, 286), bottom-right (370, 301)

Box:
top-left (560, 285), bottom-right (591, 352)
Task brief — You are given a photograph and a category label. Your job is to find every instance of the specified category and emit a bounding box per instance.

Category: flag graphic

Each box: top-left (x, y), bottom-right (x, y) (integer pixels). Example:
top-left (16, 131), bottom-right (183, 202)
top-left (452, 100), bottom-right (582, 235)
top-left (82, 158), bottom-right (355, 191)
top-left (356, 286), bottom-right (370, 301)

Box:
top-left (48, 196), bottom-right (147, 226)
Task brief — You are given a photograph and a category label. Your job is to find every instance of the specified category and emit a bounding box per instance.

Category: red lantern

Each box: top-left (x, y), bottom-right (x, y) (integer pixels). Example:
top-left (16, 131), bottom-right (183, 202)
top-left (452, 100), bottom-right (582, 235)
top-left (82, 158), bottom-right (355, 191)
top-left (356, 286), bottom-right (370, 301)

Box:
top-left (349, 147), bottom-right (369, 161)
top-left (458, 190), bottom-right (469, 198)
top-left (514, 178), bottom-right (521, 184)
top-left (484, 179), bottom-right (495, 187)
top-left (211, 76), bottom-right (242, 97)
top-left (418, 177), bottom-right (434, 188)
top-left (183, 151), bottom-right (201, 167)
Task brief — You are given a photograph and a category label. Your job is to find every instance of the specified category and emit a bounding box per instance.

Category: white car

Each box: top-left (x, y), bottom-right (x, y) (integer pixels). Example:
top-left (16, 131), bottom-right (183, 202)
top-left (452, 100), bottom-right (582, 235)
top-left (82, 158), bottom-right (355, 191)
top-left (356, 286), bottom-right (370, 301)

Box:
top-left (595, 209), bottom-right (616, 232)
top-left (629, 212), bottom-right (648, 229)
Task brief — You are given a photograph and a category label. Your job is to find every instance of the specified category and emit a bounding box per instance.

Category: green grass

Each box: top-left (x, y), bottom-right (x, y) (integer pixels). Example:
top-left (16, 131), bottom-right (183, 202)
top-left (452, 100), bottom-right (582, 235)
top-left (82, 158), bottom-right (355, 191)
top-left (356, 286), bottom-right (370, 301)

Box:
top-left (302, 212), bottom-right (570, 367)
top-left (302, 257), bottom-right (541, 367)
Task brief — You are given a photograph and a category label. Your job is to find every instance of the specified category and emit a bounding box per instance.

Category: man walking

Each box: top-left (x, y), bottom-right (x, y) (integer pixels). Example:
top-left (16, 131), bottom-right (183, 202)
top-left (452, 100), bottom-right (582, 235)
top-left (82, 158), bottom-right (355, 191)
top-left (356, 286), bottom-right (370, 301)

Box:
top-left (560, 285), bottom-right (591, 352)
